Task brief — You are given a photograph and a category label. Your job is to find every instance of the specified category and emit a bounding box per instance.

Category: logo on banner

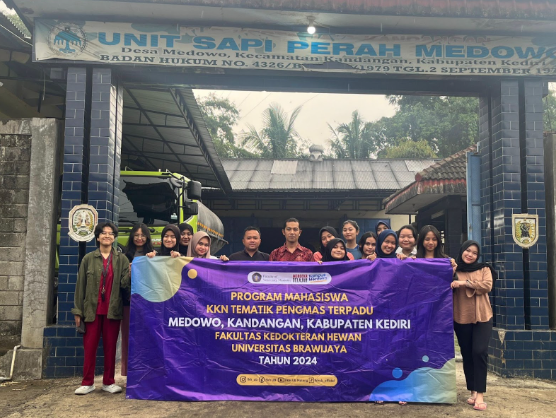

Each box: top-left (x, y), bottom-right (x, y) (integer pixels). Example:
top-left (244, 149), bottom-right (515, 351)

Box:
top-left (68, 204), bottom-right (98, 242)
top-left (48, 23), bottom-right (87, 58)
top-left (248, 272), bottom-right (332, 284)
top-left (512, 213), bottom-right (539, 248)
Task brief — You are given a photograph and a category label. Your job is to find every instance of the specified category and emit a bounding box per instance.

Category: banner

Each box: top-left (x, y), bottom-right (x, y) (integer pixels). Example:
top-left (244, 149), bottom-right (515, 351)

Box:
top-left (126, 257), bottom-right (456, 402)
top-left (35, 20), bottom-right (556, 77)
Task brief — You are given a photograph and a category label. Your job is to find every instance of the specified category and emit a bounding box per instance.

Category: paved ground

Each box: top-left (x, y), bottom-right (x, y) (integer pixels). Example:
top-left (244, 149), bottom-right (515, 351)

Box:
top-left (1, 362), bottom-right (555, 418)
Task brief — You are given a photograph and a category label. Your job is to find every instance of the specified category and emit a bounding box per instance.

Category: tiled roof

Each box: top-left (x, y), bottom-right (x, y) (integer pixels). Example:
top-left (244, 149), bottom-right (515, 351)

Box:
top-left (383, 145), bottom-right (476, 212)
top-left (415, 145), bottom-right (477, 181)
top-left (221, 159), bottom-right (435, 192)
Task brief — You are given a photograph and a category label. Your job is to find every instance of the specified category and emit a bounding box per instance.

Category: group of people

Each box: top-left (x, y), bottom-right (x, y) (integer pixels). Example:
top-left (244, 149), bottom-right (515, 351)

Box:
top-left (72, 218), bottom-right (494, 411)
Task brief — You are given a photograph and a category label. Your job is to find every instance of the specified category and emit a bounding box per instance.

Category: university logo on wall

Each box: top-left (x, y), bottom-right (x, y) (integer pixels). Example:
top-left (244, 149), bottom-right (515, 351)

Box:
top-left (68, 204), bottom-right (98, 242)
top-left (48, 22), bottom-right (87, 58)
top-left (512, 214), bottom-right (539, 248)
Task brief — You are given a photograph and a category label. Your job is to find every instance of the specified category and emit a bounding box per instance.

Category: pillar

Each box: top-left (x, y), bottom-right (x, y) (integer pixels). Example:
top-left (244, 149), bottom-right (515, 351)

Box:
top-left (43, 68), bottom-right (123, 378)
top-left (480, 80), bottom-right (555, 380)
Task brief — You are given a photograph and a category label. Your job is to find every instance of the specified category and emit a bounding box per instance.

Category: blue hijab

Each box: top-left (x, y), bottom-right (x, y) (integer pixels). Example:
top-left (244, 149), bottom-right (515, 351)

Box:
top-left (375, 220), bottom-right (391, 234)
top-left (375, 229), bottom-right (398, 259)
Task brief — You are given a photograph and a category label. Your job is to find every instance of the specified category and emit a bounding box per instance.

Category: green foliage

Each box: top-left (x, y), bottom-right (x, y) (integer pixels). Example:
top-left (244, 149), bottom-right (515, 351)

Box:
top-left (379, 139), bottom-right (438, 159)
top-left (241, 104), bottom-right (305, 158)
top-left (544, 88), bottom-right (556, 132)
top-left (378, 96), bottom-right (479, 158)
top-left (198, 93), bottom-right (257, 158)
top-left (328, 111), bottom-right (377, 158)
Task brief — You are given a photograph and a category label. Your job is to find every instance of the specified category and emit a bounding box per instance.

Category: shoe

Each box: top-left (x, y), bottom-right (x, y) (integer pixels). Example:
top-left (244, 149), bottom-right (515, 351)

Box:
top-left (75, 385), bottom-right (95, 395)
top-left (102, 384), bottom-right (122, 393)
top-left (399, 401), bottom-right (408, 405)
top-left (473, 402), bottom-right (487, 411)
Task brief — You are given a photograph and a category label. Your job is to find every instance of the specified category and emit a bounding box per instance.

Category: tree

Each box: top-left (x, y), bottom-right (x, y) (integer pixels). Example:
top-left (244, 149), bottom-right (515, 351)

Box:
top-left (379, 139), bottom-right (437, 159)
top-left (328, 111), bottom-right (376, 159)
top-left (376, 96), bottom-right (479, 158)
top-left (198, 93), bottom-right (256, 158)
top-left (544, 88), bottom-right (556, 132)
top-left (241, 104), bottom-right (305, 158)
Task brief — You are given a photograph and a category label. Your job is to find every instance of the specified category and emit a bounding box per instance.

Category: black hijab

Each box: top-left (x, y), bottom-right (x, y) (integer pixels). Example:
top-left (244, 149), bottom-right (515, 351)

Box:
top-left (375, 229), bottom-right (398, 259)
top-left (319, 226), bottom-right (339, 253)
top-left (322, 238), bottom-right (349, 262)
top-left (456, 240), bottom-right (497, 279)
top-left (158, 224), bottom-right (181, 256)
top-left (178, 223), bottom-right (193, 255)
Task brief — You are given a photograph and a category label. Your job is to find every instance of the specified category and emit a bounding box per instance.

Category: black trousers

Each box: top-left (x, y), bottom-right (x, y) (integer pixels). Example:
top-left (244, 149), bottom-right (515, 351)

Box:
top-left (454, 318), bottom-right (493, 393)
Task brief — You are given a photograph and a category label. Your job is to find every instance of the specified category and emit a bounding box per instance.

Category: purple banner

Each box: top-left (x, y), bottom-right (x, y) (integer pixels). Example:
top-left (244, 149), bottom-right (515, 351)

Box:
top-left (127, 258), bottom-right (456, 402)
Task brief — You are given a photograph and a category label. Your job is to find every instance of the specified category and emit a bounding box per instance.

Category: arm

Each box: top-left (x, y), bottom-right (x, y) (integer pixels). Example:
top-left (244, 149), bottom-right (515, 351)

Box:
top-left (451, 268), bottom-right (492, 294)
top-left (120, 255), bottom-right (131, 290)
top-left (466, 267), bottom-right (492, 295)
top-left (71, 255), bottom-right (88, 324)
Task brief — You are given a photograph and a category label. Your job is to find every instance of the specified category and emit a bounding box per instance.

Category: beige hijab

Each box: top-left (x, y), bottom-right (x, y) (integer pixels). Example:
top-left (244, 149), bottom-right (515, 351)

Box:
top-left (186, 231), bottom-right (212, 258)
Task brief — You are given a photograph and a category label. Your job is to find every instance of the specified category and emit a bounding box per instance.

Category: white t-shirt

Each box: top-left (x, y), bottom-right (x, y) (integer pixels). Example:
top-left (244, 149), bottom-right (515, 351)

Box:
top-left (396, 247), bottom-right (417, 256)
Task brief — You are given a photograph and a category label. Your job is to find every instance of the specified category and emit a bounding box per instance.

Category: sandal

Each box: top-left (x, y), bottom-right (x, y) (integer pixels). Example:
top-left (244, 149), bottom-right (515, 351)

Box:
top-left (467, 397), bottom-right (477, 405)
top-left (375, 401), bottom-right (384, 404)
top-left (473, 402), bottom-right (487, 411)
top-left (399, 401), bottom-right (407, 405)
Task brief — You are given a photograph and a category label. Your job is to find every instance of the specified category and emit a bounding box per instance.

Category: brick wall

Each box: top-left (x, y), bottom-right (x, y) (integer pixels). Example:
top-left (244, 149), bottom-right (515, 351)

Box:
top-left (43, 67), bottom-right (123, 378)
top-left (0, 131), bottom-right (31, 337)
top-left (480, 80), bottom-right (555, 379)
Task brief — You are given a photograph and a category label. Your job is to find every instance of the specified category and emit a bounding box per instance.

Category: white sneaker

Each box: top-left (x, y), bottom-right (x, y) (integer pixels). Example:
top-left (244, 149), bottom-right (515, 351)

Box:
top-left (75, 385), bottom-right (95, 395)
top-left (102, 384), bottom-right (122, 393)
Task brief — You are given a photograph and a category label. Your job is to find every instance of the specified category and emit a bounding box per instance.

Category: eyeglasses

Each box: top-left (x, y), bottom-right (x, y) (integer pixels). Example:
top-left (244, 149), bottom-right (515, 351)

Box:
top-left (100, 232), bottom-right (115, 236)
top-left (134, 234), bottom-right (147, 238)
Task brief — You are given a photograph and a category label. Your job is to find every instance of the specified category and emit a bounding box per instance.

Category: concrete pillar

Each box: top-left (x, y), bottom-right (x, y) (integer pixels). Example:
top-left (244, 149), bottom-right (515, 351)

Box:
top-left (21, 119), bottom-right (62, 349)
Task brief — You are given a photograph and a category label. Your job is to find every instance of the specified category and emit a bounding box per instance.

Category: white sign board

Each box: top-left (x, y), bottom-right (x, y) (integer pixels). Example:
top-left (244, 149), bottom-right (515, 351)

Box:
top-left (34, 20), bottom-right (556, 76)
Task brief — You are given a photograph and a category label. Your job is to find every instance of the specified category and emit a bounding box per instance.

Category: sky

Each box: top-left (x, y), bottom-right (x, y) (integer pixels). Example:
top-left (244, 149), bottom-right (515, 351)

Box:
top-left (193, 90), bottom-right (397, 150)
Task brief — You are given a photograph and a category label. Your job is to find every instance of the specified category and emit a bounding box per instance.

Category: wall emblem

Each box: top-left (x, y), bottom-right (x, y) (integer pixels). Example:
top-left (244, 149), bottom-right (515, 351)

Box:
top-left (512, 214), bottom-right (539, 248)
top-left (48, 23), bottom-right (87, 58)
top-left (68, 204), bottom-right (98, 242)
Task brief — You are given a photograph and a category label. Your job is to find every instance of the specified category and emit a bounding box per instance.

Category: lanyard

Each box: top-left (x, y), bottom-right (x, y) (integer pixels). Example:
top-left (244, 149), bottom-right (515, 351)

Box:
top-left (101, 252), bottom-right (113, 302)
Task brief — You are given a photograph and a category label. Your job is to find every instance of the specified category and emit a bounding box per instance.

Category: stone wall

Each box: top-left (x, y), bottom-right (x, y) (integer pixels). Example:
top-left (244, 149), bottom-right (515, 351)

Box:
top-left (0, 122), bottom-right (31, 338)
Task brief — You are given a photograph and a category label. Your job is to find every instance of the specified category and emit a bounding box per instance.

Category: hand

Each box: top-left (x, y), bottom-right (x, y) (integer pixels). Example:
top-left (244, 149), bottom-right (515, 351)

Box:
top-left (170, 250), bottom-right (181, 258)
top-left (397, 253), bottom-right (408, 260)
top-left (316, 260), bottom-right (323, 265)
top-left (146, 251), bottom-right (156, 258)
top-left (219, 255), bottom-right (229, 262)
top-left (74, 315), bottom-right (81, 327)
top-left (366, 253), bottom-right (376, 261)
top-left (451, 280), bottom-right (466, 289)
top-left (450, 258), bottom-right (457, 273)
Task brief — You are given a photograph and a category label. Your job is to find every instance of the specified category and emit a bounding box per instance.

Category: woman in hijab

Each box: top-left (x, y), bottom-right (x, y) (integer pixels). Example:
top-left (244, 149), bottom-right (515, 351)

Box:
top-left (313, 226), bottom-right (354, 261)
top-left (451, 241), bottom-right (494, 412)
top-left (187, 231), bottom-right (219, 259)
top-left (321, 238), bottom-right (350, 262)
top-left (375, 229), bottom-right (399, 259)
top-left (375, 220), bottom-right (391, 236)
top-left (146, 224), bottom-right (181, 258)
top-left (178, 223), bottom-right (194, 255)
